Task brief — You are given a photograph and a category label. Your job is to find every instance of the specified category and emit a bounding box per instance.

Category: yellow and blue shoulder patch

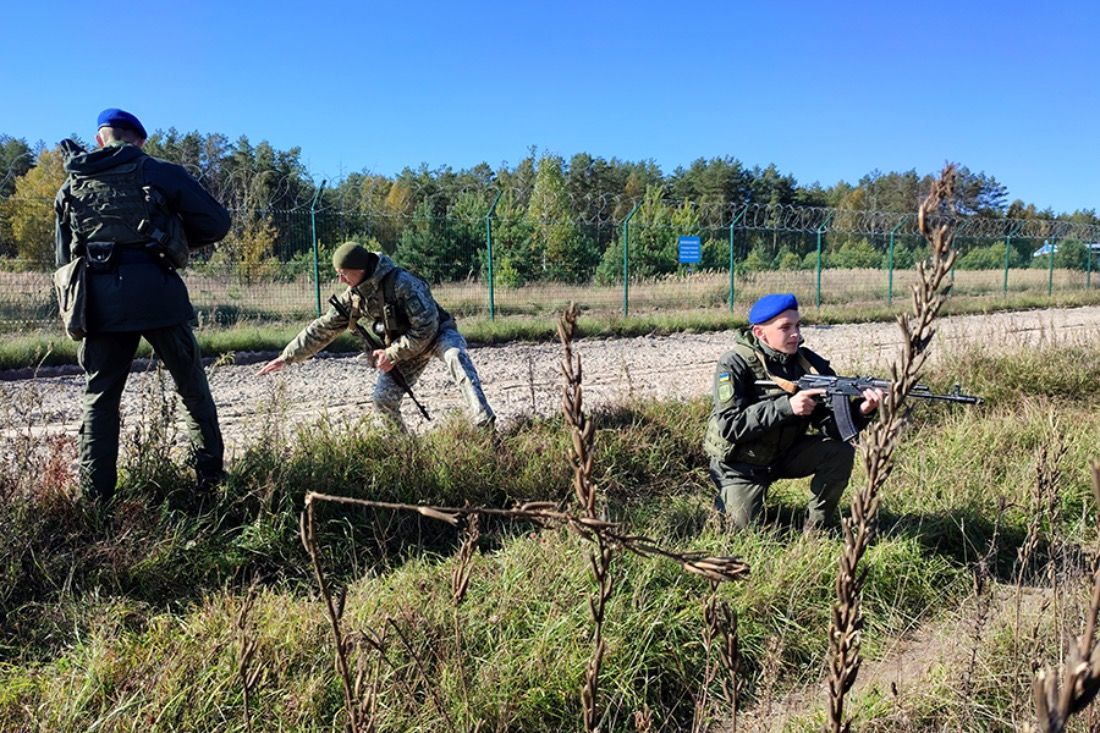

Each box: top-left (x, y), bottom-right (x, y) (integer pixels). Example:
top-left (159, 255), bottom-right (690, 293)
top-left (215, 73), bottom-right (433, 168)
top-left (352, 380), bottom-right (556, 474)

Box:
top-left (717, 372), bottom-right (734, 402)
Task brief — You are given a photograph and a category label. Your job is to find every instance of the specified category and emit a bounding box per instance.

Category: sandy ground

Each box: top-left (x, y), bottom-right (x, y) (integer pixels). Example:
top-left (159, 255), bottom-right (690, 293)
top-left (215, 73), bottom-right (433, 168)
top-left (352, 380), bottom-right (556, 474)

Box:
top-left (4, 305), bottom-right (1100, 456)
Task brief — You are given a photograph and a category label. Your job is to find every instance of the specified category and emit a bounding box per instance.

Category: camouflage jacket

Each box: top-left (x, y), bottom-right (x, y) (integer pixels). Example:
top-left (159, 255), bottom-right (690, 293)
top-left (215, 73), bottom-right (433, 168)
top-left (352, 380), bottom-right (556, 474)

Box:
top-left (280, 254), bottom-right (454, 366)
top-left (703, 329), bottom-right (836, 466)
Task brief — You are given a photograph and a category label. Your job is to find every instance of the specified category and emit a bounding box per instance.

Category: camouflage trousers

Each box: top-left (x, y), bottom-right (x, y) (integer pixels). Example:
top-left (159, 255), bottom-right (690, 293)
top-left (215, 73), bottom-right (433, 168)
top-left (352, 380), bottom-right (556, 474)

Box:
top-left (373, 325), bottom-right (494, 432)
top-left (710, 434), bottom-right (855, 530)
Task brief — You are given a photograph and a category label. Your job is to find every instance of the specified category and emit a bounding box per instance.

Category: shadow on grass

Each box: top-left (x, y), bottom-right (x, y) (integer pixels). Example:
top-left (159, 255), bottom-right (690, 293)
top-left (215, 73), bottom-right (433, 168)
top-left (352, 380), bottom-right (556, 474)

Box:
top-left (875, 505), bottom-right (1088, 585)
top-left (0, 419), bottom-right (537, 661)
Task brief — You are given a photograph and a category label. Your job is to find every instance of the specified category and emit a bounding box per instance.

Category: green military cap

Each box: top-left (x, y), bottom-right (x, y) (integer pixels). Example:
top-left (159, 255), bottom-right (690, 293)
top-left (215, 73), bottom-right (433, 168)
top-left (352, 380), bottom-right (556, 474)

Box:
top-left (332, 241), bottom-right (375, 271)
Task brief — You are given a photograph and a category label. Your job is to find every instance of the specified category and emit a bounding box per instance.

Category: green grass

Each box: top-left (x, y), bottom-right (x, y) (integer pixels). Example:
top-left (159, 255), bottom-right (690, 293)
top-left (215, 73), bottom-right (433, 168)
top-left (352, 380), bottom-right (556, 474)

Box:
top-left (3, 288), bottom-right (1100, 370)
top-left (1, 338), bottom-right (1099, 730)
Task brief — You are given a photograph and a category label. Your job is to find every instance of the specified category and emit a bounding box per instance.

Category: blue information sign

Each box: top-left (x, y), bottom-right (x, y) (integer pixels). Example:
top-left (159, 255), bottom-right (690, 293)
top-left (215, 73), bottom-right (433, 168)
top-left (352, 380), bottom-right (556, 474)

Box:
top-left (678, 235), bottom-right (701, 264)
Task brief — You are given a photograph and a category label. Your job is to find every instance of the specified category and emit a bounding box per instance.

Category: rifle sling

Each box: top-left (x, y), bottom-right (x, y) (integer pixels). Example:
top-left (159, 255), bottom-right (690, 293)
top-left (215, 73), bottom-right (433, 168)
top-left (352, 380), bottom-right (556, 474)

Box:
top-left (754, 349), bottom-right (818, 394)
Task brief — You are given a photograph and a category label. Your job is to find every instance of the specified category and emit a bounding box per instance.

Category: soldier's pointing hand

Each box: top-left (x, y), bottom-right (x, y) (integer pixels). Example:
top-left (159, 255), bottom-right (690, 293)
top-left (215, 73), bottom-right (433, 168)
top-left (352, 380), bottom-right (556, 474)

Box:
top-left (256, 357), bottom-right (286, 376)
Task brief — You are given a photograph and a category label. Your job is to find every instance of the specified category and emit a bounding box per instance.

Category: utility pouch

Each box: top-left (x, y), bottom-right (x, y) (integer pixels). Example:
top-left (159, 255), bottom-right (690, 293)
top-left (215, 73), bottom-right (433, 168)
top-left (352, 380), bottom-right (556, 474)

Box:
top-left (85, 242), bottom-right (117, 272)
top-left (382, 304), bottom-right (398, 346)
top-left (140, 186), bottom-right (190, 269)
top-left (703, 414), bottom-right (738, 463)
top-left (53, 257), bottom-right (88, 341)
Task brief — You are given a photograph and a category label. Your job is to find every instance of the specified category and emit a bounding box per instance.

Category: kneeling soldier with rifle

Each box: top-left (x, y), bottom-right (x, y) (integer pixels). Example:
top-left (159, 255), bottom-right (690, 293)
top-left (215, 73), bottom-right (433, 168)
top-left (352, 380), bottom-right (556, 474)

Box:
top-left (257, 242), bottom-right (495, 433)
top-left (704, 293), bottom-right (884, 531)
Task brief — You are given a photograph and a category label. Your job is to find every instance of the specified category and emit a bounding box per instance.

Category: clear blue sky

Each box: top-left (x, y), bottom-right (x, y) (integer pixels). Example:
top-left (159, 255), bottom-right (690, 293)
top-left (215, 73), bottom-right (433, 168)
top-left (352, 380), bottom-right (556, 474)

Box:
top-left (3, 1), bottom-right (1097, 213)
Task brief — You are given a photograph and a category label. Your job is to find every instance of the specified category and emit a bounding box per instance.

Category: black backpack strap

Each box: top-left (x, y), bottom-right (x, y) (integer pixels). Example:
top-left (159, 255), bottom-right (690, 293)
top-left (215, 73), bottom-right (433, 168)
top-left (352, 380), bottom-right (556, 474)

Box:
top-left (381, 267), bottom-right (400, 307)
top-left (379, 268), bottom-right (401, 345)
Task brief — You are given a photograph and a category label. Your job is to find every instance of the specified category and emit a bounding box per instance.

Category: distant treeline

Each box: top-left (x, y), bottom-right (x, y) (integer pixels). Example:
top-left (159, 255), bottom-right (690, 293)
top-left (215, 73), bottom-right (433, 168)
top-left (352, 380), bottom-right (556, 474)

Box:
top-left (1, 131), bottom-right (1097, 283)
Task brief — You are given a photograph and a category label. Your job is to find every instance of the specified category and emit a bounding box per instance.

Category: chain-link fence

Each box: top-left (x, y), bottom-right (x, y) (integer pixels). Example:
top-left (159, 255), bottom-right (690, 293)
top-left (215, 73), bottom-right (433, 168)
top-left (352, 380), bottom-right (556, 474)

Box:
top-left (2, 199), bottom-right (1098, 333)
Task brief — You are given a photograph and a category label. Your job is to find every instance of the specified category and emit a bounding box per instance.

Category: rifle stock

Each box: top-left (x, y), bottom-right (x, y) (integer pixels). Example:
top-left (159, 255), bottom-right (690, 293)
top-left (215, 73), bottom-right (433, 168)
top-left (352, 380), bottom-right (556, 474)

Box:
top-left (328, 294), bottom-right (431, 421)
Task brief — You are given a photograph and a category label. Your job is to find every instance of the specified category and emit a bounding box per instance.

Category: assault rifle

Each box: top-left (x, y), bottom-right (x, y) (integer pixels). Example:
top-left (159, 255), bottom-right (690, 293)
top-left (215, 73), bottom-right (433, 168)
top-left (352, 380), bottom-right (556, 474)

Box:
top-left (329, 294), bottom-right (431, 421)
top-left (754, 375), bottom-right (981, 441)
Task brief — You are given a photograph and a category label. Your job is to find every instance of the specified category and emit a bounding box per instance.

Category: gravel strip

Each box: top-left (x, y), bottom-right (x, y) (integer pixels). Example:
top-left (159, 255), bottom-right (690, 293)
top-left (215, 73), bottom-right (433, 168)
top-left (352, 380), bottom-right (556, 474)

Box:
top-left (4, 306), bottom-right (1099, 457)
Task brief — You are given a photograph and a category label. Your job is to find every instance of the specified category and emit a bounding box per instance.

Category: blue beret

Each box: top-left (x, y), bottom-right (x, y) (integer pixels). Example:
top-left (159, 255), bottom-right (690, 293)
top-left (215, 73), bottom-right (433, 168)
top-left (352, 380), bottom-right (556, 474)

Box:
top-left (96, 108), bottom-right (147, 140)
top-left (748, 293), bottom-right (799, 325)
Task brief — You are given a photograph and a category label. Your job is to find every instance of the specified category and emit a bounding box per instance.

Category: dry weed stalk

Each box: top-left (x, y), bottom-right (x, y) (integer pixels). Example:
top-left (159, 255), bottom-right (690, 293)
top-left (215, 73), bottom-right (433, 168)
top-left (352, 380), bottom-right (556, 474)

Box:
top-left (1012, 413), bottom-right (1064, 704)
top-left (527, 354), bottom-right (539, 415)
top-left (386, 616), bottom-right (458, 730)
top-left (559, 302), bottom-right (598, 519)
top-left (307, 491), bottom-right (750, 583)
top-left (1018, 435), bottom-right (1065, 586)
top-left (1031, 461), bottom-right (1100, 733)
top-left (452, 512), bottom-right (480, 607)
top-left (349, 627), bottom-right (386, 733)
top-left (757, 635), bottom-right (785, 721)
top-left (559, 301), bottom-right (612, 732)
top-left (125, 363), bottom-right (181, 483)
top-left (300, 502), bottom-right (367, 733)
top-left (236, 578), bottom-right (264, 733)
top-left (582, 536), bottom-right (613, 733)
top-left (961, 500), bottom-right (1006, 726)
top-left (693, 582), bottom-right (740, 733)
top-left (451, 513), bottom-right (482, 732)
top-left (826, 164), bottom-right (960, 733)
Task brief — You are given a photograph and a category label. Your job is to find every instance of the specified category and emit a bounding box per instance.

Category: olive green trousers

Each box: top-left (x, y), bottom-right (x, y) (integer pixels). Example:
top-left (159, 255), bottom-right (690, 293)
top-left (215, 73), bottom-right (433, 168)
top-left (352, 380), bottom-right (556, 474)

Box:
top-left (78, 324), bottom-right (223, 503)
top-left (710, 434), bottom-right (855, 530)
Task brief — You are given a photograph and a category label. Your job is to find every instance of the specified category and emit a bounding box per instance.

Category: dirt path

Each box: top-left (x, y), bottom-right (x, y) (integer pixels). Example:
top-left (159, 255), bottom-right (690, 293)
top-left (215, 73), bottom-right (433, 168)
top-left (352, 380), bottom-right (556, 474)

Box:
top-left (4, 306), bottom-right (1100, 455)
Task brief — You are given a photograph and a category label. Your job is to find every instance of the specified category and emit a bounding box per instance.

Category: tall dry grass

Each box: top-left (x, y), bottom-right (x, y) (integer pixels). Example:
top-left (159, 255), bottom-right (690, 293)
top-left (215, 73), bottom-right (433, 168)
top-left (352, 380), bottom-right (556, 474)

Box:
top-left (2, 262), bottom-right (1098, 335)
top-left (827, 164), bottom-right (961, 732)
top-left (292, 301), bottom-right (750, 732)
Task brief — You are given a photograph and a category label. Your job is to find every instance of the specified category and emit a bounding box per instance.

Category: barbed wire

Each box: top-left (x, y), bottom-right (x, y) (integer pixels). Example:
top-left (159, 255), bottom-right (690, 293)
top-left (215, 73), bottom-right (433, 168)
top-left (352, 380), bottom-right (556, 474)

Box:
top-left (5, 191), bottom-right (1098, 241)
top-left (301, 196), bottom-right (1100, 241)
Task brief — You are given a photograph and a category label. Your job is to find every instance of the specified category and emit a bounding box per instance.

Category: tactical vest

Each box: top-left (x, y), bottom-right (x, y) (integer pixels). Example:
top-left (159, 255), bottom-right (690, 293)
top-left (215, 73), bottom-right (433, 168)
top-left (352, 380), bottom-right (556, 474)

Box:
top-left (66, 156), bottom-right (190, 268)
top-left (703, 342), bottom-right (820, 466)
top-left (350, 268), bottom-right (452, 346)
top-left (67, 157), bottom-right (152, 249)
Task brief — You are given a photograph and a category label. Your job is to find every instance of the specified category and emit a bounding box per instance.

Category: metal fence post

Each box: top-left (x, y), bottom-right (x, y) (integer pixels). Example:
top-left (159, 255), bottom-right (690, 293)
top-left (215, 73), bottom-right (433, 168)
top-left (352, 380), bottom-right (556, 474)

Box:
top-left (622, 200), bottom-right (643, 317)
top-left (814, 212), bottom-right (833, 309)
top-left (1047, 234), bottom-right (1057, 297)
top-left (1003, 221), bottom-right (1023, 297)
top-left (309, 179), bottom-right (327, 317)
top-left (728, 205), bottom-right (746, 312)
top-left (485, 190), bottom-right (502, 320)
top-left (887, 215), bottom-right (907, 306)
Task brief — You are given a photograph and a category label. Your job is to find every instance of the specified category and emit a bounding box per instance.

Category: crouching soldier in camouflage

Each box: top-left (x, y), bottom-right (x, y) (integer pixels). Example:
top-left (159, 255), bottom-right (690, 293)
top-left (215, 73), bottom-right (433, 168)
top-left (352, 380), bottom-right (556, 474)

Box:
top-left (703, 293), bottom-right (882, 531)
top-left (257, 242), bottom-right (494, 432)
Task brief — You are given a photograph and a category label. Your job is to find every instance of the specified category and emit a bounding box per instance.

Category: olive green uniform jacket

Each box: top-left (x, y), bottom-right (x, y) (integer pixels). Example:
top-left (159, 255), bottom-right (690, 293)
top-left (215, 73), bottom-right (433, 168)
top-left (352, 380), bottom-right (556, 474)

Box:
top-left (703, 329), bottom-right (838, 467)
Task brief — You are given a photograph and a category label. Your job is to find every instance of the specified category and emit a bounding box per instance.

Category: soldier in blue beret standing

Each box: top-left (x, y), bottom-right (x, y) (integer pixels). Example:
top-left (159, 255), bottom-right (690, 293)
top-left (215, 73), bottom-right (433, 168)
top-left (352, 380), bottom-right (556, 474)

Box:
top-left (55, 108), bottom-right (231, 509)
top-left (703, 293), bottom-right (883, 530)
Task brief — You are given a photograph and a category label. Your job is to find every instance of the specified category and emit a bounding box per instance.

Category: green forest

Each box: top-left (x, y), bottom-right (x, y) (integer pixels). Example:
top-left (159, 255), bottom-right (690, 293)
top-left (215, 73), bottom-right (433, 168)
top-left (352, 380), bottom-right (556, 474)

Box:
top-left (1, 130), bottom-right (1097, 284)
